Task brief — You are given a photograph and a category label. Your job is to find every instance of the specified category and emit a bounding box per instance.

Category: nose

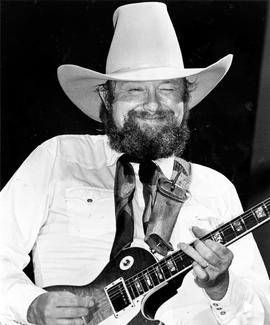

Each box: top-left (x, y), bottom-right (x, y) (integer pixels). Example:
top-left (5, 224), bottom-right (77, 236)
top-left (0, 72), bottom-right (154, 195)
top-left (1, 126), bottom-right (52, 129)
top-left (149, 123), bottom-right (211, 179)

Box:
top-left (143, 88), bottom-right (160, 112)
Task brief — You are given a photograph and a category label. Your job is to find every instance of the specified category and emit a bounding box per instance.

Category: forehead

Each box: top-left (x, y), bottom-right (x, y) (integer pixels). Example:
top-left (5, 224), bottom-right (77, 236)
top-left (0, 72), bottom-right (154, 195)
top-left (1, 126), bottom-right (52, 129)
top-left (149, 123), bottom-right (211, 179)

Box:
top-left (114, 79), bottom-right (184, 90)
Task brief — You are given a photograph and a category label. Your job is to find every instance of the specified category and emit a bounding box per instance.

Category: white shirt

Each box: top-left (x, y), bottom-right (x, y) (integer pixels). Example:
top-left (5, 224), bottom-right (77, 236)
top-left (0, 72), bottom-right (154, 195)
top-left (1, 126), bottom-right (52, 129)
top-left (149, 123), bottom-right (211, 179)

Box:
top-left (0, 134), bottom-right (269, 325)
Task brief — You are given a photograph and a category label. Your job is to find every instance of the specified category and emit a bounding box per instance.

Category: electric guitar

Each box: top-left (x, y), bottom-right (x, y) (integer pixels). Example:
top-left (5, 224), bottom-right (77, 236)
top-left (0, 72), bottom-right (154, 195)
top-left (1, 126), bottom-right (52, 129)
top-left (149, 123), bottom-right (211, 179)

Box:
top-left (45, 198), bottom-right (270, 325)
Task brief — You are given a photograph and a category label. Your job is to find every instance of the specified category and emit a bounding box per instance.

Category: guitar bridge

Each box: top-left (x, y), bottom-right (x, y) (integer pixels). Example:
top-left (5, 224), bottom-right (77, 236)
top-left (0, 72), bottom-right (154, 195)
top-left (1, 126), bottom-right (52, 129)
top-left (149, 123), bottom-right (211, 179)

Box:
top-left (104, 277), bottom-right (135, 318)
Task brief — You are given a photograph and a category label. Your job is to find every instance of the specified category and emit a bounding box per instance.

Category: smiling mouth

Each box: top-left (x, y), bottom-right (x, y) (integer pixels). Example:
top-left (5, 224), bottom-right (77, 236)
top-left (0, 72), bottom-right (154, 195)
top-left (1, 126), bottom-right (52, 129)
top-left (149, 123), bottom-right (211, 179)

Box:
top-left (140, 116), bottom-right (164, 120)
top-left (128, 109), bottom-right (173, 123)
top-left (136, 116), bottom-right (167, 125)
top-left (136, 113), bottom-right (167, 120)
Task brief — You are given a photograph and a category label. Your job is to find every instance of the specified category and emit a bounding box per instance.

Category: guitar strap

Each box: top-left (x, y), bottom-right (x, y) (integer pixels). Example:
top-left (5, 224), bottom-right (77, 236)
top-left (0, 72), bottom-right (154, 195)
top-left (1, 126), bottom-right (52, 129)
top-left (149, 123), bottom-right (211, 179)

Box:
top-left (110, 154), bottom-right (191, 259)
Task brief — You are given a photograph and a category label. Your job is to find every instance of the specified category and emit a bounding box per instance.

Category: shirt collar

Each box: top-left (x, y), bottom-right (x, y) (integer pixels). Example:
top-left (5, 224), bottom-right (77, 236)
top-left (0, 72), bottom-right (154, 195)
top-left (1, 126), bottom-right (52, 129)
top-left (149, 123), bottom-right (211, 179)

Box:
top-left (130, 156), bottom-right (175, 180)
top-left (154, 156), bottom-right (175, 179)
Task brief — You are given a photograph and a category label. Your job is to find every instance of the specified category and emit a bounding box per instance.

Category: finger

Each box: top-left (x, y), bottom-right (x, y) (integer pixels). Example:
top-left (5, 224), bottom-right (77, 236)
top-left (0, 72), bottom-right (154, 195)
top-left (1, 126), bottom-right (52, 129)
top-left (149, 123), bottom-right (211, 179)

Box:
top-left (178, 242), bottom-right (208, 268)
top-left (192, 226), bottom-right (209, 239)
top-left (204, 239), bottom-right (233, 261)
top-left (54, 307), bottom-right (89, 319)
top-left (193, 239), bottom-right (220, 266)
top-left (192, 262), bottom-right (209, 282)
top-left (56, 318), bottom-right (84, 325)
top-left (56, 292), bottom-right (95, 308)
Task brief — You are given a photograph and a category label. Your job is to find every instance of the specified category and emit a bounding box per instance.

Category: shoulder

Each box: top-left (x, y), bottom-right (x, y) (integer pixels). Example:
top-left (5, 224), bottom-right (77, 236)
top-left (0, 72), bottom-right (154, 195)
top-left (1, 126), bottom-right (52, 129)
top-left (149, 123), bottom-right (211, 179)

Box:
top-left (37, 134), bottom-right (119, 168)
top-left (188, 163), bottom-right (243, 220)
top-left (39, 134), bottom-right (107, 150)
top-left (190, 163), bottom-right (237, 197)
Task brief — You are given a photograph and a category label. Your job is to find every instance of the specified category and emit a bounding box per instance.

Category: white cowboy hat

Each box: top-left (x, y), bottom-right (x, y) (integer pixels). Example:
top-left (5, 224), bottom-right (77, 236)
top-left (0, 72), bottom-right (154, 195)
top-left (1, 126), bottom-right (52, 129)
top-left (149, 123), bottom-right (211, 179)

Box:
top-left (57, 2), bottom-right (233, 122)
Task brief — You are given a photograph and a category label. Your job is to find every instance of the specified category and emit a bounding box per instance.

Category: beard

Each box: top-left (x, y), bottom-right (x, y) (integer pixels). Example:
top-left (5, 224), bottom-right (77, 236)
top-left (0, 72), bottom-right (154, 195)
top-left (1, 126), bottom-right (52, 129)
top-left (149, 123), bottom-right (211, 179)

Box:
top-left (103, 107), bottom-right (190, 161)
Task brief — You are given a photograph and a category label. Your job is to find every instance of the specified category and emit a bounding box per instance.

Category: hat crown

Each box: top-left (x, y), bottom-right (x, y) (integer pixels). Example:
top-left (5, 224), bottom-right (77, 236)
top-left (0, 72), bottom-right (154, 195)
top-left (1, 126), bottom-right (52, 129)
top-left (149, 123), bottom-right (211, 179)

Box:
top-left (57, 2), bottom-right (233, 122)
top-left (106, 2), bottom-right (184, 74)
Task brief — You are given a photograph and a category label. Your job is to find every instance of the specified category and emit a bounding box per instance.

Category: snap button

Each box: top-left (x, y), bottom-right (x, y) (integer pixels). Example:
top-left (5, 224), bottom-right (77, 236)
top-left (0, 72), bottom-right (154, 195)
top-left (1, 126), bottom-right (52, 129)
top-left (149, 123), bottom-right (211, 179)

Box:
top-left (220, 311), bottom-right (226, 315)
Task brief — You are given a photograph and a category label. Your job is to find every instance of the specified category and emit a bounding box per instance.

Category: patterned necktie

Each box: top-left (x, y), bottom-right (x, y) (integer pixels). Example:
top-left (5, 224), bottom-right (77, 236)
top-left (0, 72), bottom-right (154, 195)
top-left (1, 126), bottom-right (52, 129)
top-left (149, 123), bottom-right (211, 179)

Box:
top-left (110, 154), bottom-right (135, 260)
top-left (110, 154), bottom-right (191, 259)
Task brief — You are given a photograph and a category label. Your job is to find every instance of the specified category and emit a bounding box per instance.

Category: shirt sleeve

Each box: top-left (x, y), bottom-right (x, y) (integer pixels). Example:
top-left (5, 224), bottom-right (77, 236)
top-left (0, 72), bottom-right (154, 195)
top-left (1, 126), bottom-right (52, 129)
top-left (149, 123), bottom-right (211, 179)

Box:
top-left (204, 182), bottom-right (270, 324)
top-left (0, 138), bottom-right (58, 324)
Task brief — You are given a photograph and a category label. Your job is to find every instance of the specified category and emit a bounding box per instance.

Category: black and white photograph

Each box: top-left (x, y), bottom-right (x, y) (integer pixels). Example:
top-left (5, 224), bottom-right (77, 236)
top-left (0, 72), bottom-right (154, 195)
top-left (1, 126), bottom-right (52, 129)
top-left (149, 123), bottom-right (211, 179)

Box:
top-left (1, 1), bottom-right (270, 324)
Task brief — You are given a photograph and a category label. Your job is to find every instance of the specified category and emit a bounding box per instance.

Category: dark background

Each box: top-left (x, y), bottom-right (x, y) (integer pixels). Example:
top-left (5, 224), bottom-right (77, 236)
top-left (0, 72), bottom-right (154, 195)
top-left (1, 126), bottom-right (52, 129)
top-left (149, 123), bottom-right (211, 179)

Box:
top-left (1, 0), bottom-right (270, 278)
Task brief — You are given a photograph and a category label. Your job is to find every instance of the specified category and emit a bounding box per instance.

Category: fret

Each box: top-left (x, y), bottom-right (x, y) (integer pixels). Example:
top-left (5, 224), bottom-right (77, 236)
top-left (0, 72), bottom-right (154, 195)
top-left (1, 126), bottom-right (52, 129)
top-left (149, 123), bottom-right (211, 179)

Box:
top-left (178, 254), bottom-right (193, 269)
top-left (169, 256), bottom-right (179, 273)
top-left (160, 260), bottom-right (171, 279)
top-left (244, 212), bottom-right (258, 229)
top-left (138, 274), bottom-right (148, 293)
top-left (129, 279), bottom-right (139, 298)
top-left (263, 203), bottom-right (270, 217)
top-left (229, 222), bottom-right (237, 237)
top-left (149, 266), bottom-right (161, 285)
top-left (142, 271), bottom-right (153, 289)
top-left (134, 276), bottom-right (144, 294)
top-left (127, 281), bottom-right (136, 300)
top-left (240, 216), bottom-right (247, 230)
top-left (155, 264), bottom-right (165, 281)
top-left (164, 256), bottom-right (178, 275)
top-left (221, 224), bottom-right (237, 243)
top-left (173, 251), bottom-right (185, 271)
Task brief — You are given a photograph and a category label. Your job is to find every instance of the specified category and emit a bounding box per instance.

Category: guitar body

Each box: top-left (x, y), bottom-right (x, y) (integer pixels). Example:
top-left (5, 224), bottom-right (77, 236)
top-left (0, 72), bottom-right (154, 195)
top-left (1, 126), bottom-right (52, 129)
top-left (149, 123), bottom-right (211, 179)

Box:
top-left (45, 247), bottom-right (186, 325)
top-left (45, 198), bottom-right (270, 324)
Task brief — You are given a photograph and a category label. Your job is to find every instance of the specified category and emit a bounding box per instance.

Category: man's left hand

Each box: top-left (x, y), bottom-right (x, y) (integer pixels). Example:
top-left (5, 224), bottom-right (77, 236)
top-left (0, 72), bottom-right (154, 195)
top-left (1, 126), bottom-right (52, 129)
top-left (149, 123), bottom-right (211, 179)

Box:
top-left (178, 226), bottom-right (234, 300)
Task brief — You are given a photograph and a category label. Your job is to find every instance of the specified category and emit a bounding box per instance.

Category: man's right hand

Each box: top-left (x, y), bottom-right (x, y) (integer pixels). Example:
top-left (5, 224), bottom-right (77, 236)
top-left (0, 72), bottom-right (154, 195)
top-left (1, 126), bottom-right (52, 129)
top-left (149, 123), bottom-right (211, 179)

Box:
top-left (27, 291), bottom-right (94, 325)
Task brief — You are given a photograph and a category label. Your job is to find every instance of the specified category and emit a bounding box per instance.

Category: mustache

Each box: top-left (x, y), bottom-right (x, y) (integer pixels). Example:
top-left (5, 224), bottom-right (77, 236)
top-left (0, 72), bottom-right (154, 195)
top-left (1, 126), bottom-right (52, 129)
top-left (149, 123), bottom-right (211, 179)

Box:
top-left (127, 109), bottom-right (175, 120)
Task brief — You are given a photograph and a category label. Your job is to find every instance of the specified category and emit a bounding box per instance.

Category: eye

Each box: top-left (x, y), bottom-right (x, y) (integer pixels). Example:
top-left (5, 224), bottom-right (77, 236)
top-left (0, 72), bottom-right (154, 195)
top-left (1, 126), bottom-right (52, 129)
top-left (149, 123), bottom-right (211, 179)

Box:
top-left (160, 88), bottom-right (176, 94)
top-left (159, 85), bottom-right (177, 92)
top-left (128, 88), bottom-right (143, 93)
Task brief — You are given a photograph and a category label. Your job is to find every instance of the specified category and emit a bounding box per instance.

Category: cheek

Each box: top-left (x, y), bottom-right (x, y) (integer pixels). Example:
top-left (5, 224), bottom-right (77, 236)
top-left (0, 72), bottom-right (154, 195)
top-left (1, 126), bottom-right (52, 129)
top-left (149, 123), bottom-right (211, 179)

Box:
top-left (111, 102), bottom-right (133, 128)
top-left (171, 102), bottom-right (185, 123)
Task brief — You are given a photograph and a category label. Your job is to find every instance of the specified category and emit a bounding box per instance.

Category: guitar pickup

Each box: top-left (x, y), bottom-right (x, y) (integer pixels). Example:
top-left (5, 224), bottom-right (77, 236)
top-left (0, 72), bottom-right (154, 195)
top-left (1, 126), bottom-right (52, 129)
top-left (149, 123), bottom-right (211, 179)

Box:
top-left (104, 277), bottom-right (135, 318)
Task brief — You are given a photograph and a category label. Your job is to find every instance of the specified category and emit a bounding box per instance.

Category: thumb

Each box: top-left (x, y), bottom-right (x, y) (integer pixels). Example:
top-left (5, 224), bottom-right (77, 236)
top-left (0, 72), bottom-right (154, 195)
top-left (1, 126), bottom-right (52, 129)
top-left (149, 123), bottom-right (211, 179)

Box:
top-left (84, 295), bottom-right (95, 307)
top-left (191, 226), bottom-right (208, 239)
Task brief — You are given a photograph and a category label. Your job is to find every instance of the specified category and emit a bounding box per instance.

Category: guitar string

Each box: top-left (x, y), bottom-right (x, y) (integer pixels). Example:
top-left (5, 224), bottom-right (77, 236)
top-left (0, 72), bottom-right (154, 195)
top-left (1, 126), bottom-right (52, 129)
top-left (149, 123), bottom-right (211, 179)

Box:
top-left (107, 200), bottom-right (270, 301)
top-left (109, 238), bottom-right (266, 302)
top-left (108, 200), bottom-right (270, 300)
top-left (107, 205), bottom-right (270, 302)
top-left (125, 198), bottom-right (270, 284)
top-left (97, 200), bottom-right (270, 312)
top-left (106, 199), bottom-right (270, 301)
top-left (81, 199), bottom-right (270, 312)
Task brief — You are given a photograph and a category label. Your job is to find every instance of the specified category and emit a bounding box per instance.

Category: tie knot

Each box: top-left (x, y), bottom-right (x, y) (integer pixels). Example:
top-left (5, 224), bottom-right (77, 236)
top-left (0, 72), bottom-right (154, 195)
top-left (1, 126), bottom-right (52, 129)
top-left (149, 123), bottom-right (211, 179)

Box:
top-left (139, 160), bottom-right (158, 184)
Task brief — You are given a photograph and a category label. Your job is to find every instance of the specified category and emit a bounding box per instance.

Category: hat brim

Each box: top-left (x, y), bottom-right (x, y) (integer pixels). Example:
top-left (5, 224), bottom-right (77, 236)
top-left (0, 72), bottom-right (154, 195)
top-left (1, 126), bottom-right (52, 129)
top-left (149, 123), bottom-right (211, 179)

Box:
top-left (57, 54), bottom-right (233, 122)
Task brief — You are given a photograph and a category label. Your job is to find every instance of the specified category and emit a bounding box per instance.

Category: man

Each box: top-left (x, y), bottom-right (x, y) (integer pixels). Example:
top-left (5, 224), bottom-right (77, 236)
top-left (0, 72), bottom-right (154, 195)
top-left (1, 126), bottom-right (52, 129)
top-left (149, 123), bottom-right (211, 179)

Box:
top-left (0, 2), bottom-right (270, 325)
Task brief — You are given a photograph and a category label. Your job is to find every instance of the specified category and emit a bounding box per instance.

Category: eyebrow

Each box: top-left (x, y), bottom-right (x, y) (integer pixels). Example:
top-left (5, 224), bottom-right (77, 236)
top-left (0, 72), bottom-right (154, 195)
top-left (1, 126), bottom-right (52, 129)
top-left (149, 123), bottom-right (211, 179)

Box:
top-left (118, 81), bottom-right (143, 87)
top-left (160, 80), bottom-right (183, 86)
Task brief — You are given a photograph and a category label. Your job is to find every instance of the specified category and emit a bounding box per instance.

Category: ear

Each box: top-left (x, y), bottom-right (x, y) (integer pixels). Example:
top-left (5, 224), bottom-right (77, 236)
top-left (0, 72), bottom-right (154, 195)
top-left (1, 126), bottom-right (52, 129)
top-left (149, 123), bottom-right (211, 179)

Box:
top-left (98, 86), bottom-right (109, 109)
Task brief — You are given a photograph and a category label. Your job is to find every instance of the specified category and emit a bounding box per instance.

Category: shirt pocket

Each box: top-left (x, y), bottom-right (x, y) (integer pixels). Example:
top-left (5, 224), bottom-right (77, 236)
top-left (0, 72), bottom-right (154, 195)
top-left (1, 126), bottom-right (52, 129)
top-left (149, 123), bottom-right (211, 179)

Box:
top-left (65, 186), bottom-right (115, 238)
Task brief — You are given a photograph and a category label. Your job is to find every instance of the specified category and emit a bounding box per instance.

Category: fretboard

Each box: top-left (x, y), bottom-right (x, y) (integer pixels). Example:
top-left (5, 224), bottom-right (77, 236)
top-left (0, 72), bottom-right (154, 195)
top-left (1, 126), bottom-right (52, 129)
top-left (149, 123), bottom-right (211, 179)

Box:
top-left (125, 197), bottom-right (270, 300)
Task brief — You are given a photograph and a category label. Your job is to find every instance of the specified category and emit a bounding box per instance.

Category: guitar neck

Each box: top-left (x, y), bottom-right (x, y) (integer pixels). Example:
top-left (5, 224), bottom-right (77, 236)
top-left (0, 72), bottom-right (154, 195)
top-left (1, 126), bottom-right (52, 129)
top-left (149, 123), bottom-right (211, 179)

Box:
top-left (125, 197), bottom-right (270, 300)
